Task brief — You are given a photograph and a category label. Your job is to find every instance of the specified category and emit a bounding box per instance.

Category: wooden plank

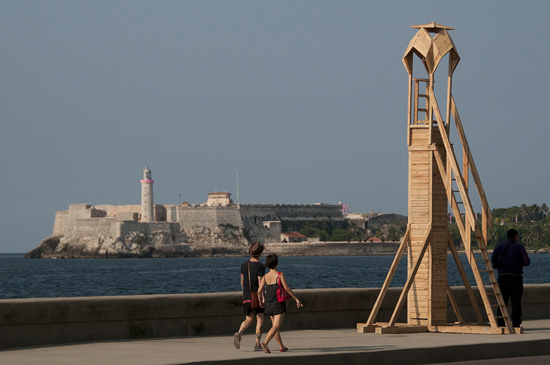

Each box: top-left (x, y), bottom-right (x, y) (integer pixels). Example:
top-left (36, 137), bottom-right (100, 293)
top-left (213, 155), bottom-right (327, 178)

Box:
top-left (428, 325), bottom-right (504, 335)
top-left (376, 325), bottom-right (429, 334)
top-left (407, 74), bottom-right (412, 138)
top-left (409, 145), bottom-right (437, 151)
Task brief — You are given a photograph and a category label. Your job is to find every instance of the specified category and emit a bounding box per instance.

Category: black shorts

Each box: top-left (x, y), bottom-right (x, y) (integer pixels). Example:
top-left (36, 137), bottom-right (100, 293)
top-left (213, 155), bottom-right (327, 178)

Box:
top-left (243, 302), bottom-right (265, 316)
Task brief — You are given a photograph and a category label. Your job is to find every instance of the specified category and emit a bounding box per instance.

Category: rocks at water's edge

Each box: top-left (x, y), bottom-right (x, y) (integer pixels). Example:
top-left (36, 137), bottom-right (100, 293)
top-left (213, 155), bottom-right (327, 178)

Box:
top-left (25, 225), bottom-right (249, 259)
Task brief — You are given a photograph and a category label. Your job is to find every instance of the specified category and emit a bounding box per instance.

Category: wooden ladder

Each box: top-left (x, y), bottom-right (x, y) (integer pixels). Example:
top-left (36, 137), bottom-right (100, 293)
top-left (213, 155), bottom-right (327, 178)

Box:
top-left (429, 87), bottom-right (515, 334)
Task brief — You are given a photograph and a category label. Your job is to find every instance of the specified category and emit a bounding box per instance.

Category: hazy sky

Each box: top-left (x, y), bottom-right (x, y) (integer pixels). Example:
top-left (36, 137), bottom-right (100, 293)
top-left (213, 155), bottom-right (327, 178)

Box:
top-left (1, 1), bottom-right (549, 253)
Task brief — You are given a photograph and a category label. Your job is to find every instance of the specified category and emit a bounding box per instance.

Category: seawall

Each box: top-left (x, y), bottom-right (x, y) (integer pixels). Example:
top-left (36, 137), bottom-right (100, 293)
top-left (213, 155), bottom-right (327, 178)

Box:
top-left (267, 242), bottom-right (401, 256)
top-left (1, 284), bottom-right (549, 350)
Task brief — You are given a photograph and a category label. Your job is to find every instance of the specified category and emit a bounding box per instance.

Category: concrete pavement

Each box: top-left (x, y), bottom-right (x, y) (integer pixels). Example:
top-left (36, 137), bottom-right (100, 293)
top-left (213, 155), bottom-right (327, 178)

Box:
top-left (1, 319), bottom-right (550, 365)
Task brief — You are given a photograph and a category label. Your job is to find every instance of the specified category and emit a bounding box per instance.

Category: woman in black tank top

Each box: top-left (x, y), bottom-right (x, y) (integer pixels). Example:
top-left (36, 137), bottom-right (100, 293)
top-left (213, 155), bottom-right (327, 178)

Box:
top-left (257, 254), bottom-right (303, 353)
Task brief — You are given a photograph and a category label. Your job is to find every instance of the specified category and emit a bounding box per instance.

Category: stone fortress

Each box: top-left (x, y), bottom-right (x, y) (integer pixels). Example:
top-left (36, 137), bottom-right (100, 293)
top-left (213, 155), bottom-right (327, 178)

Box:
top-left (27, 167), bottom-right (353, 258)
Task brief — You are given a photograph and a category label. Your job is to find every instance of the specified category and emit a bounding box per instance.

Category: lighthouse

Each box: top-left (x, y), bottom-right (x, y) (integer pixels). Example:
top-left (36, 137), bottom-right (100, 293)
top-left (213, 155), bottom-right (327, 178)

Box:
top-left (140, 167), bottom-right (154, 222)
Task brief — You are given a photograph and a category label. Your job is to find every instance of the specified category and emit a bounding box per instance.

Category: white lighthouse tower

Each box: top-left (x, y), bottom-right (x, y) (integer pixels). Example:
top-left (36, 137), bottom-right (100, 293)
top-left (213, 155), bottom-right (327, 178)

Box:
top-left (140, 167), bottom-right (154, 222)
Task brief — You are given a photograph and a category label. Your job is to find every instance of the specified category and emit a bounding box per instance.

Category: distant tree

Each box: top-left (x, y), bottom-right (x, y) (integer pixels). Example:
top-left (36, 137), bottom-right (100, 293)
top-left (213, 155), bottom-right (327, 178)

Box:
top-left (331, 228), bottom-right (352, 241)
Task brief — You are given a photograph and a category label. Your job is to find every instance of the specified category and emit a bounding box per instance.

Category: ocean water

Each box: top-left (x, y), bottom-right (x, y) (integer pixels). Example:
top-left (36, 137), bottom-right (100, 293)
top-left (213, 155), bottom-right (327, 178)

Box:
top-left (0, 253), bottom-right (548, 299)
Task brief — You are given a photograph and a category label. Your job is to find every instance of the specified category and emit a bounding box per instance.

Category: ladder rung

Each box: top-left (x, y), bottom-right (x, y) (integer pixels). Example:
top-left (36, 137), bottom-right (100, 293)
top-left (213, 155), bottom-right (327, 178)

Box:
top-left (495, 315), bottom-right (509, 319)
top-left (456, 201), bottom-right (463, 204)
top-left (475, 258), bottom-right (489, 261)
top-left (479, 270), bottom-right (492, 273)
top-left (483, 281), bottom-right (496, 284)
top-left (418, 108), bottom-right (428, 112)
top-left (418, 94), bottom-right (427, 97)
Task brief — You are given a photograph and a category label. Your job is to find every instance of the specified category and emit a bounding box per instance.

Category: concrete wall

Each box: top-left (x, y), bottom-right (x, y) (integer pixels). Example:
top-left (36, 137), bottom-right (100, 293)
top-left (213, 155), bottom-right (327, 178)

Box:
top-left (1, 284), bottom-right (549, 350)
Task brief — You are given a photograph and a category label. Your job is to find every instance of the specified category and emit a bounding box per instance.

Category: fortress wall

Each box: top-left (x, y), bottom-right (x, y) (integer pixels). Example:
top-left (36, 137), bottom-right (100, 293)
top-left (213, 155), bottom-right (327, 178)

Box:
top-left (65, 218), bottom-right (117, 237)
top-left (117, 221), bottom-right (180, 240)
top-left (1, 284), bottom-right (549, 350)
top-left (94, 205), bottom-right (141, 217)
top-left (239, 204), bottom-right (343, 225)
top-left (52, 211), bottom-right (68, 236)
top-left (177, 206), bottom-right (219, 228)
top-left (176, 206), bottom-right (242, 229)
top-left (214, 206), bottom-right (243, 228)
top-left (164, 205), bottom-right (178, 222)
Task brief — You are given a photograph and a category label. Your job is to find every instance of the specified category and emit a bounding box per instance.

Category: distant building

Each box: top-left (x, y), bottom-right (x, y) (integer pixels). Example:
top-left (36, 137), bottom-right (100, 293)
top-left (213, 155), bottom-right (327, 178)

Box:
top-left (281, 231), bottom-right (307, 243)
top-left (206, 192), bottom-right (233, 206)
top-left (367, 236), bottom-right (383, 243)
top-left (48, 168), bottom-right (344, 247)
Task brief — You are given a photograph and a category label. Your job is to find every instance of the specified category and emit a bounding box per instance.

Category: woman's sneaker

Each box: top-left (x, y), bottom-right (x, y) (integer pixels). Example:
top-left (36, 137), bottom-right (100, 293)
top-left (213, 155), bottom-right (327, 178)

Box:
top-left (254, 344), bottom-right (262, 351)
top-left (233, 333), bottom-right (241, 349)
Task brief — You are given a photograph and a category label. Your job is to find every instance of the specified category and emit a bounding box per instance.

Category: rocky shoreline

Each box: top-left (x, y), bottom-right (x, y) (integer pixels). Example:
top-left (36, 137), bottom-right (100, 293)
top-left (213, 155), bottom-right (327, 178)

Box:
top-left (25, 234), bottom-right (549, 259)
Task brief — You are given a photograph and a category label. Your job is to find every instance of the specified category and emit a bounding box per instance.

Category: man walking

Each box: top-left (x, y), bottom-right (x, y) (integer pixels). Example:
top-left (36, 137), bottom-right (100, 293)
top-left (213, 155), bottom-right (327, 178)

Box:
top-left (234, 242), bottom-right (265, 351)
top-left (491, 229), bottom-right (530, 327)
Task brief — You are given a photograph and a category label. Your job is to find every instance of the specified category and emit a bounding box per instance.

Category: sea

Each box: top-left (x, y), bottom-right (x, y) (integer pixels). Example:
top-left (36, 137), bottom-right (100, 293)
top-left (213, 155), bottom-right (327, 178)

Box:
top-left (0, 253), bottom-right (548, 300)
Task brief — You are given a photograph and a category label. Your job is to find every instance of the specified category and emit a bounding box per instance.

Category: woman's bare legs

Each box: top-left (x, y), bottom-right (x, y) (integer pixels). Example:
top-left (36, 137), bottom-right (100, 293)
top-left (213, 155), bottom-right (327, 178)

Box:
top-left (263, 314), bottom-right (285, 350)
top-left (274, 331), bottom-right (285, 350)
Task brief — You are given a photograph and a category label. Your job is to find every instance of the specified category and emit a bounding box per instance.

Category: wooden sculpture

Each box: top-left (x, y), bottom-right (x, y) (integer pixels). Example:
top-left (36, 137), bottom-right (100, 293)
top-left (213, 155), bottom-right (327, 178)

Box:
top-left (357, 22), bottom-right (519, 335)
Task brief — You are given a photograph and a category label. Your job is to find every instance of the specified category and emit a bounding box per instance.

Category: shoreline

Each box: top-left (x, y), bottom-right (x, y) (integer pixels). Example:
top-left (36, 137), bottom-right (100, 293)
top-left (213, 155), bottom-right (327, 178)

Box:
top-left (14, 241), bottom-right (550, 259)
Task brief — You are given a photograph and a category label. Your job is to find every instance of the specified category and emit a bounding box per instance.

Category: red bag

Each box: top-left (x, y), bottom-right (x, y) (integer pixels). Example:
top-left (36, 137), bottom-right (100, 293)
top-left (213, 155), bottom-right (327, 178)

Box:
top-left (276, 272), bottom-right (292, 303)
top-left (248, 261), bottom-right (262, 309)
top-left (250, 292), bottom-right (261, 309)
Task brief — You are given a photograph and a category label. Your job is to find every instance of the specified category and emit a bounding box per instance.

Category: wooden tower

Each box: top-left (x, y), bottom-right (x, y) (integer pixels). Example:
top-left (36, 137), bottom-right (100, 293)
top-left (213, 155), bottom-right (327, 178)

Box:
top-left (357, 23), bottom-right (519, 335)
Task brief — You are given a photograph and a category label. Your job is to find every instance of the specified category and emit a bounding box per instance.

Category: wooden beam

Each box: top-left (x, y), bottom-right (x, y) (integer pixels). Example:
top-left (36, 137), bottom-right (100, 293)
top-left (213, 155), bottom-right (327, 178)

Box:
top-left (364, 227), bottom-right (411, 327)
top-left (433, 147), bottom-right (468, 250)
top-left (450, 96), bottom-right (493, 227)
top-left (388, 225), bottom-right (432, 326)
top-left (447, 231), bottom-right (484, 323)
top-left (446, 282), bottom-right (464, 323)
top-left (430, 87), bottom-right (476, 230)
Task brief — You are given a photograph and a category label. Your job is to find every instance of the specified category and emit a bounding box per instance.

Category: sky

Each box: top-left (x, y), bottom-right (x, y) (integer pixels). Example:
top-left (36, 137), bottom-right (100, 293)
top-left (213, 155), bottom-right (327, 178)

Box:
top-left (1, 1), bottom-right (549, 253)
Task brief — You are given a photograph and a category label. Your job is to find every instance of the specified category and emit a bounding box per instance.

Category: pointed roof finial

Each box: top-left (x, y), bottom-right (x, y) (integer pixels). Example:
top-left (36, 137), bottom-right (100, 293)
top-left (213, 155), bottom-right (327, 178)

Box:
top-left (410, 22), bottom-right (454, 33)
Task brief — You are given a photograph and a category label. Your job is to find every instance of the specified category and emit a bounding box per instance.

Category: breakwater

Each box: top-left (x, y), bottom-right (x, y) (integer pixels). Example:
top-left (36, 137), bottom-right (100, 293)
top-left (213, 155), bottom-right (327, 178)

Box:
top-left (1, 284), bottom-right (549, 350)
top-left (267, 241), bottom-right (401, 256)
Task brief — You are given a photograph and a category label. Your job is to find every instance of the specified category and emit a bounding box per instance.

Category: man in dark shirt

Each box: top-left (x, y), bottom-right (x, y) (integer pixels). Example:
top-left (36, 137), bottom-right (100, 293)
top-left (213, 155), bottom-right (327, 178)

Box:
top-left (234, 242), bottom-right (265, 351)
top-left (491, 229), bottom-right (530, 327)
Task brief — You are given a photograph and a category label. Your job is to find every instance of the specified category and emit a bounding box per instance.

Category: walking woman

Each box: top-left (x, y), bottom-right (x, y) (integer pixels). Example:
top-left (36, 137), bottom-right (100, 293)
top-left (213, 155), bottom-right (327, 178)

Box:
top-left (257, 253), bottom-right (302, 353)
